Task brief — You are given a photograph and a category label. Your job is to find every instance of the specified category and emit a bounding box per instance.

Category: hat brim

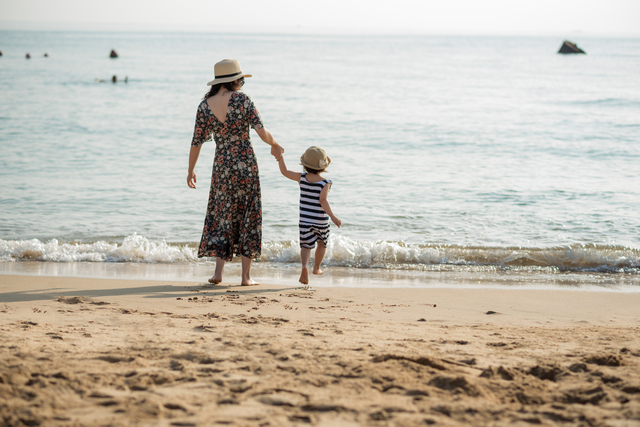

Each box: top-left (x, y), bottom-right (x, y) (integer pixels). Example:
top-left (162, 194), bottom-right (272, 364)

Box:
top-left (300, 156), bottom-right (331, 170)
top-left (207, 73), bottom-right (252, 86)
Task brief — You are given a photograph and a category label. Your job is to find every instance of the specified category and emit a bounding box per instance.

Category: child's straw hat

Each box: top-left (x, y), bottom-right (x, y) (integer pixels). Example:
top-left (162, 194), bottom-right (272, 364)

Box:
top-left (300, 146), bottom-right (331, 170)
top-left (207, 59), bottom-right (252, 86)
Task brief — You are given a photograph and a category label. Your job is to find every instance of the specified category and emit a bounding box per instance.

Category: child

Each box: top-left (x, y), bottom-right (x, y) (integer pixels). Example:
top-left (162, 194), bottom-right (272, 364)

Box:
top-left (277, 146), bottom-right (341, 287)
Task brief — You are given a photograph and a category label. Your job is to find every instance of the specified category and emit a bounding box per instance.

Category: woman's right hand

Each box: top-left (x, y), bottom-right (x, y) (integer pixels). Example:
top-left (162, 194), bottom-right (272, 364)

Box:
top-left (188, 145), bottom-right (201, 189)
top-left (187, 171), bottom-right (197, 189)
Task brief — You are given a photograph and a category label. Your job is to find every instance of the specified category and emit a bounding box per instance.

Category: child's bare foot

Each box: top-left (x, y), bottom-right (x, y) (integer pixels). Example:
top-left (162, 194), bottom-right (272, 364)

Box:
top-left (312, 268), bottom-right (324, 275)
top-left (299, 267), bottom-right (309, 285)
top-left (241, 279), bottom-right (260, 286)
top-left (208, 276), bottom-right (222, 284)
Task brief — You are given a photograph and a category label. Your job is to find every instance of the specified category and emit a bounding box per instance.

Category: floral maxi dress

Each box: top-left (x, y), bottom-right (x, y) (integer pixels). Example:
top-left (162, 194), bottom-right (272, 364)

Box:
top-left (191, 92), bottom-right (264, 261)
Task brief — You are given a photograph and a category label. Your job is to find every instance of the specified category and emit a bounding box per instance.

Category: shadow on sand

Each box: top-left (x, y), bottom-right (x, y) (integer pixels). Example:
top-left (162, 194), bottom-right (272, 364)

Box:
top-left (0, 282), bottom-right (306, 304)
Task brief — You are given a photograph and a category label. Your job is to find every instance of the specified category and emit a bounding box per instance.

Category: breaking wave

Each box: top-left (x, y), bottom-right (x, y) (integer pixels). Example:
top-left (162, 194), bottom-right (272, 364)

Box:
top-left (1, 234), bottom-right (638, 274)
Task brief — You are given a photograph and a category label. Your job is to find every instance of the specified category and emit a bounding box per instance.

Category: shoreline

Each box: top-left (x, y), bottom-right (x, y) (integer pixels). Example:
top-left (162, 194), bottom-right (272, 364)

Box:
top-left (2, 261), bottom-right (640, 292)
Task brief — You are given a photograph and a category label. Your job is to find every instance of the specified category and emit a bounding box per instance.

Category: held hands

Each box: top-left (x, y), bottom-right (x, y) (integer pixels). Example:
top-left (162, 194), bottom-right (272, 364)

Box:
top-left (187, 171), bottom-right (197, 189)
top-left (271, 143), bottom-right (284, 160)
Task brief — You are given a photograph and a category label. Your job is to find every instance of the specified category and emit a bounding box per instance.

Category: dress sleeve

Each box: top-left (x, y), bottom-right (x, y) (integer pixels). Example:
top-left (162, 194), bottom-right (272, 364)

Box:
top-left (242, 94), bottom-right (264, 130)
top-left (191, 101), bottom-right (213, 147)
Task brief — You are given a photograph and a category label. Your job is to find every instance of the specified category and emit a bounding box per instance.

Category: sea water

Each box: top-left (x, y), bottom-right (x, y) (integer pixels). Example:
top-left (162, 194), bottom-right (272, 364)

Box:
top-left (1, 31), bottom-right (639, 288)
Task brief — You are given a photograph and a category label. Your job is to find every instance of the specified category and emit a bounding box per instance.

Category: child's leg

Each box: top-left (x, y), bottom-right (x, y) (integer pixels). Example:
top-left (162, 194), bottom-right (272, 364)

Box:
top-left (299, 247), bottom-right (311, 285)
top-left (313, 241), bottom-right (326, 275)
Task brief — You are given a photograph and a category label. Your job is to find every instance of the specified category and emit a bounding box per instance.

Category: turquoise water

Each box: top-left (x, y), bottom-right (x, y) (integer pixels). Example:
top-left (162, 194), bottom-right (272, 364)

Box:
top-left (1, 31), bottom-right (639, 278)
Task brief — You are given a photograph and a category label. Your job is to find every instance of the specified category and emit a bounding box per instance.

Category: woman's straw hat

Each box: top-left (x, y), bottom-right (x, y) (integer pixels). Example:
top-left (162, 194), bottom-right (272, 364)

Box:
top-left (207, 59), bottom-right (252, 86)
top-left (300, 146), bottom-right (331, 170)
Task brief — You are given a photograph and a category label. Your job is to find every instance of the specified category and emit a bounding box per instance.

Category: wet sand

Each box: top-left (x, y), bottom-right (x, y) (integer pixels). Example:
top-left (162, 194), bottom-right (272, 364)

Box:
top-left (1, 274), bottom-right (640, 426)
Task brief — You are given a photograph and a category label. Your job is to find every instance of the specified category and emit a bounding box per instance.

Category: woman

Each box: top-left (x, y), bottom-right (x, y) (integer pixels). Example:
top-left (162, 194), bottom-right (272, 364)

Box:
top-left (187, 59), bottom-right (283, 286)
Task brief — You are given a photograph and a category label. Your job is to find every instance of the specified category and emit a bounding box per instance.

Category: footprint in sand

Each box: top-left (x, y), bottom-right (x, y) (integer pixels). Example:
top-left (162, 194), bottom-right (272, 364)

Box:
top-left (57, 296), bottom-right (85, 304)
top-left (56, 296), bottom-right (111, 305)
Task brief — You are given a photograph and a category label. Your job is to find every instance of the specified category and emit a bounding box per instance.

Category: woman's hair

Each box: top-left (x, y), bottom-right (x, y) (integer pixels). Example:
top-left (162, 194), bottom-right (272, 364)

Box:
top-left (303, 165), bottom-right (326, 174)
top-left (203, 79), bottom-right (241, 99)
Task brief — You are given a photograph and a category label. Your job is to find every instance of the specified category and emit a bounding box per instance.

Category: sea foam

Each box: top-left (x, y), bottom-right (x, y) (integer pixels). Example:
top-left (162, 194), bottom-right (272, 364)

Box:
top-left (0, 234), bottom-right (196, 263)
top-left (1, 234), bottom-right (638, 273)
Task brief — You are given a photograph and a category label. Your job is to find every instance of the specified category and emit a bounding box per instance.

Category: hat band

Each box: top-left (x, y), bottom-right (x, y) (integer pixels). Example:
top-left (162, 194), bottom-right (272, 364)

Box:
top-left (215, 71), bottom-right (243, 79)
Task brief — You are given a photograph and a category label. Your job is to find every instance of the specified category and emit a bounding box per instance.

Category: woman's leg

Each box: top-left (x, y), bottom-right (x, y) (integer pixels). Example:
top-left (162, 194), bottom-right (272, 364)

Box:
top-left (208, 257), bottom-right (225, 284)
top-left (299, 247), bottom-right (311, 284)
top-left (241, 256), bottom-right (259, 286)
top-left (313, 241), bottom-right (326, 275)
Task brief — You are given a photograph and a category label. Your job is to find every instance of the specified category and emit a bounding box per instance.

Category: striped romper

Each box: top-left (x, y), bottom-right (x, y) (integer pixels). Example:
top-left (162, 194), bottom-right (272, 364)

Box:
top-left (299, 173), bottom-right (332, 249)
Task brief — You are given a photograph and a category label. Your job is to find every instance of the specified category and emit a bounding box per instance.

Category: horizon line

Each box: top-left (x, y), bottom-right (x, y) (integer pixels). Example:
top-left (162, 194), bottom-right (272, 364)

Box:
top-left (1, 20), bottom-right (639, 39)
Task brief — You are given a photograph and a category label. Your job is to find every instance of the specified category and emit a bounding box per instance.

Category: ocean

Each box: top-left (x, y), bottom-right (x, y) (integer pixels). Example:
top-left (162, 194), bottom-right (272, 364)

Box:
top-left (1, 30), bottom-right (639, 289)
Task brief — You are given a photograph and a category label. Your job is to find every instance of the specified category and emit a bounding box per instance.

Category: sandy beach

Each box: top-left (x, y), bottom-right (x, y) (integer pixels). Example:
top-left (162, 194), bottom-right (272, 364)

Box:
top-left (1, 274), bottom-right (640, 427)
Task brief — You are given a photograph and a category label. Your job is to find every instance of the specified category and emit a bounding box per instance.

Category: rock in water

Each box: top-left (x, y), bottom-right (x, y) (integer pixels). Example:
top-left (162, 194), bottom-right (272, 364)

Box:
top-left (558, 41), bottom-right (585, 54)
top-left (110, 49), bottom-right (118, 58)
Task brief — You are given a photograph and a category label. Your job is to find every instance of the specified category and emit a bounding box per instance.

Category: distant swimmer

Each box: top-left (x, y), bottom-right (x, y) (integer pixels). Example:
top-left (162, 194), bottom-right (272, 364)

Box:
top-left (44, 53), bottom-right (49, 57)
top-left (25, 53), bottom-right (31, 59)
top-left (0, 51), bottom-right (3, 57)
top-left (95, 75), bottom-right (127, 84)
top-left (124, 76), bottom-right (128, 83)
top-left (110, 49), bottom-right (118, 58)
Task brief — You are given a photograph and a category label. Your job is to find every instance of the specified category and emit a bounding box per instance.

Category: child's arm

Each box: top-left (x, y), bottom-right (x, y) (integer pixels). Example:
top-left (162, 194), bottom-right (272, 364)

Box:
top-left (319, 184), bottom-right (341, 228)
top-left (277, 155), bottom-right (302, 183)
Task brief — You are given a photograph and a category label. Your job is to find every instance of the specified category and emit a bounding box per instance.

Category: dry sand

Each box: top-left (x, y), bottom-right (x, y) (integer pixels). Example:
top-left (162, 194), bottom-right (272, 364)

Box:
top-left (1, 274), bottom-right (640, 427)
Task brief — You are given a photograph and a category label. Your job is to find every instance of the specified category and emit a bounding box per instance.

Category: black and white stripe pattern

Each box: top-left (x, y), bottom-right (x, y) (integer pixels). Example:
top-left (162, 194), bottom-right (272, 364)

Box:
top-left (299, 224), bottom-right (329, 249)
top-left (299, 173), bottom-right (331, 226)
top-left (299, 173), bottom-right (332, 249)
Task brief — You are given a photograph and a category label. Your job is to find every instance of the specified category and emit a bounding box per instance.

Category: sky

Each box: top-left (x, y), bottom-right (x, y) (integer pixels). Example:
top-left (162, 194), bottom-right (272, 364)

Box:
top-left (0, 0), bottom-right (639, 36)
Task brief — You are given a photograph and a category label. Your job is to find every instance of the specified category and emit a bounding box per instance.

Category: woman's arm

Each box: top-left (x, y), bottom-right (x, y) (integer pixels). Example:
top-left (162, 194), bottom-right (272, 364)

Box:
top-left (277, 155), bottom-right (302, 182)
top-left (187, 144), bottom-right (202, 189)
top-left (255, 127), bottom-right (284, 159)
top-left (319, 184), bottom-right (341, 228)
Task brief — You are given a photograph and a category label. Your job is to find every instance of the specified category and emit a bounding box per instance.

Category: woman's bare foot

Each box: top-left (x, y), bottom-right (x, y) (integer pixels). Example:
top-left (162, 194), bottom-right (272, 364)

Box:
top-left (312, 267), bottom-right (324, 275)
top-left (241, 279), bottom-right (260, 286)
top-left (208, 276), bottom-right (222, 284)
top-left (299, 267), bottom-right (309, 285)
